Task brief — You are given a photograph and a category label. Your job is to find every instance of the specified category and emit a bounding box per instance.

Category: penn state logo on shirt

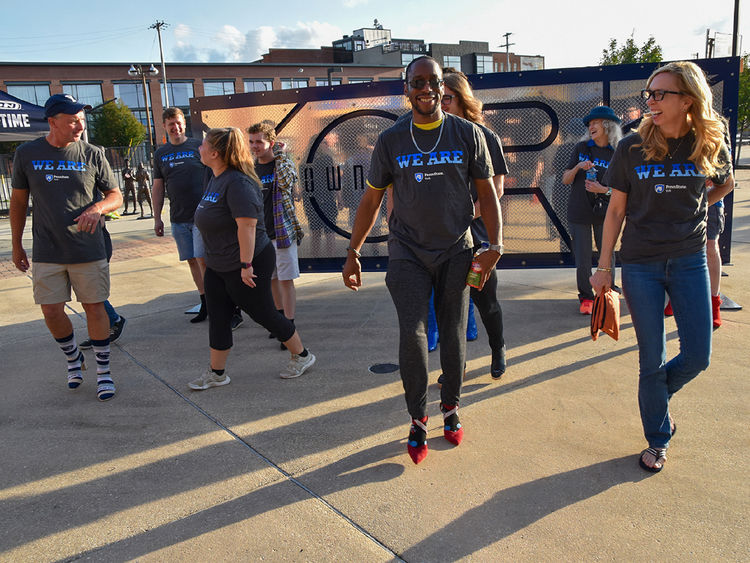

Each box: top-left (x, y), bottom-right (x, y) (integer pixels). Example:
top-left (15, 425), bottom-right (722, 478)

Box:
top-left (45, 174), bottom-right (53, 182)
top-left (414, 173), bottom-right (424, 183)
top-left (655, 184), bottom-right (665, 194)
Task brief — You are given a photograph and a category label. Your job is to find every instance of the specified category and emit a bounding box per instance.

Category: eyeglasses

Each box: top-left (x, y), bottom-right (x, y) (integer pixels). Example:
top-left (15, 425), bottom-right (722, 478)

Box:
top-left (441, 95), bottom-right (455, 105)
top-left (408, 78), bottom-right (443, 90)
top-left (640, 89), bottom-right (684, 101)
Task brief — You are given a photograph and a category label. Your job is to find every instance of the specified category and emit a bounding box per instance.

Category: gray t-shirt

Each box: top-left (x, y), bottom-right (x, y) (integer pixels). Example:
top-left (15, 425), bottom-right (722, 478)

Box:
top-left (368, 113), bottom-right (493, 266)
top-left (153, 138), bottom-right (206, 224)
top-left (470, 123), bottom-right (508, 244)
top-left (194, 168), bottom-right (270, 272)
top-left (12, 137), bottom-right (117, 264)
top-left (603, 131), bottom-right (731, 263)
top-left (565, 140), bottom-right (615, 225)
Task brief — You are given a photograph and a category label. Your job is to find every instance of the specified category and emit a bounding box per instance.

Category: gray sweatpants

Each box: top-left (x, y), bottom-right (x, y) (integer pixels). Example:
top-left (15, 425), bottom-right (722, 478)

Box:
top-left (385, 250), bottom-right (472, 419)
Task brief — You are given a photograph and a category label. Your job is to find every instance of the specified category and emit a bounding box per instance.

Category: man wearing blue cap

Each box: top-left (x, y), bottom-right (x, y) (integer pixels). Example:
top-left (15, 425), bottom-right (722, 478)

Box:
top-left (10, 93), bottom-right (123, 401)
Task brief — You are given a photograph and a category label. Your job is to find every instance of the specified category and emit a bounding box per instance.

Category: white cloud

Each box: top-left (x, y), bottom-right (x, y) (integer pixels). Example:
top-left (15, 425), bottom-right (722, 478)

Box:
top-left (241, 26), bottom-right (278, 61)
top-left (174, 23), bottom-right (192, 41)
top-left (343, 0), bottom-right (369, 7)
top-left (272, 21), bottom-right (342, 49)
top-left (171, 21), bottom-right (342, 62)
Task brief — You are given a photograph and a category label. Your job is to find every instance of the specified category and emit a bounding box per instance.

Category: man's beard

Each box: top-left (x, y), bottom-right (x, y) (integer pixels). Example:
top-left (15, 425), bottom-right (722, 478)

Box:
top-left (413, 97), bottom-right (439, 116)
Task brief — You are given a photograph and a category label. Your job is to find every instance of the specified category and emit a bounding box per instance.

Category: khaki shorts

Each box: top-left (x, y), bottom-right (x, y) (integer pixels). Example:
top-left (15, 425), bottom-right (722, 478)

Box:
top-left (272, 240), bottom-right (300, 281)
top-left (33, 259), bottom-right (110, 304)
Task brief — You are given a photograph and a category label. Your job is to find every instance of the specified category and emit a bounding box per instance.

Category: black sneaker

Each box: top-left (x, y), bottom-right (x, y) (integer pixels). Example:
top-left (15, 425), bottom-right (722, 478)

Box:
top-left (110, 316), bottom-right (127, 342)
top-left (231, 313), bottom-right (244, 331)
top-left (79, 338), bottom-right (93, 350)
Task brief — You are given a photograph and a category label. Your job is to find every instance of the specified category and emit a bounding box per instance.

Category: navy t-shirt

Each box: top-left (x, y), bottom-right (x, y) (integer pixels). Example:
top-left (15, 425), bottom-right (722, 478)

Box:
top-left (603, 132), bottom-right (731, 263)
top-left (255, 160), bottom-right (276, 240)
top-left (470, 123), bottom-right (508, 244)
top-left (194, 168), bottom-right (270, 272)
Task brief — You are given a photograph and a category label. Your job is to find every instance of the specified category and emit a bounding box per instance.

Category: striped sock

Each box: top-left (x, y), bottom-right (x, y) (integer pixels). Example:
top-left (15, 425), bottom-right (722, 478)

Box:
top-left (92, 338), bottom-right (115, 401)
top-left (56, 332), bottom-right (84, 388)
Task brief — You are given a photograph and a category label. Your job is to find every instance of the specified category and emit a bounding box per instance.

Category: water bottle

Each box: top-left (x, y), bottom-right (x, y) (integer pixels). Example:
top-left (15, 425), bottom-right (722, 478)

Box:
top-left (466, 241), bottom-right (490, 288)
top-left (585, 166), bottom-right (597, 181)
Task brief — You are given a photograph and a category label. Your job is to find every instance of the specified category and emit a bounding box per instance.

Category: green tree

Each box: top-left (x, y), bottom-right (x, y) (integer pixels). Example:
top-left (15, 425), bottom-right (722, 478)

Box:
top-left (600, 35), bottom-right (663, 65)
top-left (735, 54), bottom-right (750, 164)
top-left (90, 101), bottom-right (145, 148)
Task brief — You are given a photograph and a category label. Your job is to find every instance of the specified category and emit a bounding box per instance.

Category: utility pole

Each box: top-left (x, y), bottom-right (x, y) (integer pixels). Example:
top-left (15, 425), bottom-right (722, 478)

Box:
top-left (150, 21), bottom-right (170, 108)
top-left (732, 0), bottom-right (741, 57)
top-left (499, 32), bottom-right (514, 71)
top-left (705, 28), bottom-right (716, 58)
top-left (128, 64), bottom-right (159, 152)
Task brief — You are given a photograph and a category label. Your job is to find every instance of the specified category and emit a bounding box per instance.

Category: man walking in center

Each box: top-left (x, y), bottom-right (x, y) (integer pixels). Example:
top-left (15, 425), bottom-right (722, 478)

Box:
top-left (153, 107), bottom-right (209, 322)
top-left (248, 122), bottom-right (305, 341)
top-left (10, 93), bottom-right (123, 401)
top-left (342, 56), bottom-right (503, 464)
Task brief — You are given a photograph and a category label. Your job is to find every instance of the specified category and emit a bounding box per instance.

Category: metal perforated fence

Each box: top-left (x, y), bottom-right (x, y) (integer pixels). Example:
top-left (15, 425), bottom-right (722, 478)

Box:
top-left (191, 58), bottom-right (740, 271)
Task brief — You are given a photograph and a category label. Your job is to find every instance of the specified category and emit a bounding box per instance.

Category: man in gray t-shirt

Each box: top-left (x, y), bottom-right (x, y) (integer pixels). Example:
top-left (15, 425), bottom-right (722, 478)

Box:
top-left (10, 93), bottom-right (123, 402)
top-left (342, 56), bottom-right (502, 464)
top-left (152, 107), bottom-right (209, 322)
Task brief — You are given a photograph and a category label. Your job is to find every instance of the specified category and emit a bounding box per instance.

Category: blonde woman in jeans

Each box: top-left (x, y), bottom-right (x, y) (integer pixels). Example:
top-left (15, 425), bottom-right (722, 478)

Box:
top-left (590, 62), bottom-right (734, 473)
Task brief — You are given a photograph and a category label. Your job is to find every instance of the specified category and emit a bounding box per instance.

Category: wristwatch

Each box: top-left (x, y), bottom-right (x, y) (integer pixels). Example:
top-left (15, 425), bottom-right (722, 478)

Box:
top-left (240, 262), bottom-right (252, 269)
top-left (606, 187), bottom-right (612, 196)
top-left (488, 243), bottom-right (504, 255)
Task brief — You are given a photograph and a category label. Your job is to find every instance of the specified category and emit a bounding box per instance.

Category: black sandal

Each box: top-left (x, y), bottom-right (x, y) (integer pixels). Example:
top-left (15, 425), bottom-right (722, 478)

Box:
top-left (638, 447), bottom-right (667, 473)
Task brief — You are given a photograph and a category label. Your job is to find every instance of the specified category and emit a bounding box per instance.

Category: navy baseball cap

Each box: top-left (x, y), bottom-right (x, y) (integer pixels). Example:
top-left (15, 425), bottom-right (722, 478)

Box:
top-left (44, 93), bottom-right (92, 118)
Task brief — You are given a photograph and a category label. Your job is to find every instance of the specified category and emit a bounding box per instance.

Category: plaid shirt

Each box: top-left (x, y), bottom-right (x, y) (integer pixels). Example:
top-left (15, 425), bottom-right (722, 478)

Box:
top-left (271, 145), bottom-right (304, 248)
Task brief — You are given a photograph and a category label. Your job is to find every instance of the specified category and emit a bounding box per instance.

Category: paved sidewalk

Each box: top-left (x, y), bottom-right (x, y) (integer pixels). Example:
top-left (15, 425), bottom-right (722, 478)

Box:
top-left (0, 177), bottom-right (748, 561)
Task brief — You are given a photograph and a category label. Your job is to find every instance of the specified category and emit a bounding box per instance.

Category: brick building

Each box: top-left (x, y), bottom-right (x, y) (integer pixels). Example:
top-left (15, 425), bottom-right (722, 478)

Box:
top-left (0, 22), bottom-right (543, 145)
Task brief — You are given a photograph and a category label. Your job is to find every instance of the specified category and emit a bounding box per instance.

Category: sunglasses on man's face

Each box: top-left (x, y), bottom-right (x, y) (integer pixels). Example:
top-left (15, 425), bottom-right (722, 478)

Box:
top-left (408, 78), bottom-right (443, 90)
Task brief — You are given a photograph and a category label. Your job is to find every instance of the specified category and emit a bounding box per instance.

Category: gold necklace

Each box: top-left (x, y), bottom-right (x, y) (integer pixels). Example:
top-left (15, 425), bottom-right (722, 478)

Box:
top-left (667, 135), bottom-right (687, 159)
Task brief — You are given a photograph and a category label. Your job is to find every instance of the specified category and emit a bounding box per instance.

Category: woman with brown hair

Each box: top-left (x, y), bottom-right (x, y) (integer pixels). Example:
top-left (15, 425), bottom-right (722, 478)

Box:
top-left (190, 127), bottom-right (315, 388)
top-left (590, 62), bottom-right (734, 472)
top-left (440, 68), bottom-right (509, 379)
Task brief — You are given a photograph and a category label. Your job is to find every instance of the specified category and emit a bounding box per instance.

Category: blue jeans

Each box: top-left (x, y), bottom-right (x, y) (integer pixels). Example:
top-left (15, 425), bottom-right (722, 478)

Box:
top-left (103, 300), bottom-right (118, 327)
top-left (622, 250), bottom-right (712, 448)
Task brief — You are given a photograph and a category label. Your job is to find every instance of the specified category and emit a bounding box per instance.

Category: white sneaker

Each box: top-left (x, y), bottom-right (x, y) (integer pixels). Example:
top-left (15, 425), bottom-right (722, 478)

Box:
top-left (280, 352), bottom-right (316, 379)
top-left (188, 368), bottom-right (231, 390)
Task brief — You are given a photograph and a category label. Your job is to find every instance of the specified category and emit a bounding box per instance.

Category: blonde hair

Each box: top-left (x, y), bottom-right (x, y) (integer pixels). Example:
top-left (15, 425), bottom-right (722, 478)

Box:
top-left (442, 68), bottom-right (484, 124)
top-left (204, 127), bottom-right (261, 185)
top-left (637, 61), bottom-right (728, 177)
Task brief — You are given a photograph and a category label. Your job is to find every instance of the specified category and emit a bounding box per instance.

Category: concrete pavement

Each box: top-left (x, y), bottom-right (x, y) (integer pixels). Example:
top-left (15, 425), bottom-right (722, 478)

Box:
top-left (0, 176), bottom-right (748, 561)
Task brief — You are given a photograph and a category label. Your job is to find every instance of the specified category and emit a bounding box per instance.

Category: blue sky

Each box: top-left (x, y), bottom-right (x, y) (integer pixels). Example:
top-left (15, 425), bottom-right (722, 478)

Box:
top-left (1, 0), bottom-right (747, 69)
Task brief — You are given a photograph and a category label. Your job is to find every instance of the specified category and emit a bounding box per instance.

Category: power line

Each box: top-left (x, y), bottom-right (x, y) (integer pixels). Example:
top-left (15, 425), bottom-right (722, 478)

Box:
top-left (0, 25), bottom-right (146, 44)
top-left (0, 29), bottom-right (151, 57)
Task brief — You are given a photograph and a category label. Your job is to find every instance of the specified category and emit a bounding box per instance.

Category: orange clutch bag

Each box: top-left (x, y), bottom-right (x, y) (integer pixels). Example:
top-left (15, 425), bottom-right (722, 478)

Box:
top-left (591, 288), bottom-right (620, 341)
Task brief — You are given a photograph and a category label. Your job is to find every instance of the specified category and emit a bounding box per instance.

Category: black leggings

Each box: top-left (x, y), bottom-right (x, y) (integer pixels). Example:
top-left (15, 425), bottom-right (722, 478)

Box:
top-left (204, 243), bottom-right (295, 350)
